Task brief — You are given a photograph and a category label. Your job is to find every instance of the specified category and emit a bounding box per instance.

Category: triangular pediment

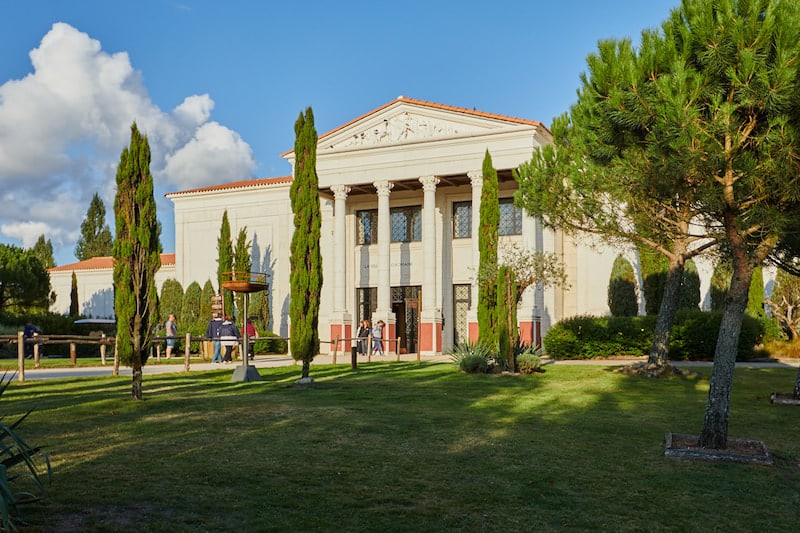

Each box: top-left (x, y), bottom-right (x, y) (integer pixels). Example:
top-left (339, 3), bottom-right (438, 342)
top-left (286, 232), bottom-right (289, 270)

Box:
top-left (318, 97), bottom-right (534, 152)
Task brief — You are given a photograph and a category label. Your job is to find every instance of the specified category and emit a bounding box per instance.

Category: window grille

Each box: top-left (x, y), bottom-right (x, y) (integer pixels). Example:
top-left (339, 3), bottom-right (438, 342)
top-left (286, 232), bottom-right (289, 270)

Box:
top-left (452, 201), bottom-right (472, 238)
top-left (357, 209), bottom-right (378, 245)
top-left (498, 198), bottom-right (523, 236)
top-left (453, 284), bottom-right (471, 346)
top-left (390, 206), bottom-right (422, 242)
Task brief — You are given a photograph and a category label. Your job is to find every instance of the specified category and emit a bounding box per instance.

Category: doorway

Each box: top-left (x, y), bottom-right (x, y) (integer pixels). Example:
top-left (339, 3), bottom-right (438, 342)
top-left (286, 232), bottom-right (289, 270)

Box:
top-left (392, 286), bottom-right (420, 354)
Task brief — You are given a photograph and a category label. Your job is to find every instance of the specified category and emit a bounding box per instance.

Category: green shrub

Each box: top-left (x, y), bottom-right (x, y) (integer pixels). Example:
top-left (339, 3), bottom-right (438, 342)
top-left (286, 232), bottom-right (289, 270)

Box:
top-left (449, 341), bottom-right (493, 374)
top-left (252, 331), bottom-right (287, 354)
top-left (608, 255), bottom-right (638, 317)
top-left (517, 353), bottom-right (543, 374)
top-left (544, 310), bottom-right (764, 361)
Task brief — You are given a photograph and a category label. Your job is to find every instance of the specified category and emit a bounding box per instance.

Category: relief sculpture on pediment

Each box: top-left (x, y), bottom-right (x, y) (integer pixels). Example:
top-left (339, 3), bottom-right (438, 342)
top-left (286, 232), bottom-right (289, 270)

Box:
top-left (339, 112), bottom-right (473, 149)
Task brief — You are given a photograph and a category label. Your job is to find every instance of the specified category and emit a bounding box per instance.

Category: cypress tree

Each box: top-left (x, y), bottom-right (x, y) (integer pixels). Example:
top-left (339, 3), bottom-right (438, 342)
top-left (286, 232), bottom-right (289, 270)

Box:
top-left (496, 265), bottom-right (518, 372)
top-left (477, 150), bottom-right (499, 347)
top-left (608, 255), bottom-right (638, 317)
top-left (233, 227), bottom-right (252, 315)
top-left (69, 271), bottom-right (79, 317)
top-left (217, 210), bottom-right (234, 316)
top-left (112, 122), bottom-right (161, 400)
top-left (289, 107), bottom-right (323, 380)
top-left (678, 259), bottom-right (701, 310)
top-left (76, 192), bottom-right (114, 260)
top-left (159, 278), bottom-right (184, 326)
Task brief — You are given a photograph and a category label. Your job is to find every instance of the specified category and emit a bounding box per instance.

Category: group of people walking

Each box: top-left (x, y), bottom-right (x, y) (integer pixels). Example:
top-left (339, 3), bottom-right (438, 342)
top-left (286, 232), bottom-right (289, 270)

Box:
top-left (163, 312), bottom-right (257, 364)
top-left (356, 319), bottom-right (385, 356)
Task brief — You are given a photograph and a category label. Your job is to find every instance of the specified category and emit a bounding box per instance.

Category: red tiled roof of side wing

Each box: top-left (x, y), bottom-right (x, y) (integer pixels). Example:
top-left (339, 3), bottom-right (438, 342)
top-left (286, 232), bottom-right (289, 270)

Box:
top-left (48, 253), bottom-right (176, 272)
top-left (166, 176), bottom-right (292, 197)
top-left (281, 96), bottom-right (550, 157)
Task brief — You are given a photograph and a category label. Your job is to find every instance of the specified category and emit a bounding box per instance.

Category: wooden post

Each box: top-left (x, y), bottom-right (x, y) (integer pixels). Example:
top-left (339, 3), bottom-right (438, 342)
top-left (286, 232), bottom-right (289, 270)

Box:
top-left (332, 335), bottom-right (339, 365)
top-left (70, 342), bottom-right (77, 365)
top-left (33, 340), bottom-right (41, 368)
top-left (184, 333), bottom-right (191, 372)
top-left (416, 338), bottom-right (420, 363)
top-left (396, 338), bottom-right (401, 362)
top-left (17, 331), bottom-right (25, 382)
top-left (100, 333), bottom-right (107, 365)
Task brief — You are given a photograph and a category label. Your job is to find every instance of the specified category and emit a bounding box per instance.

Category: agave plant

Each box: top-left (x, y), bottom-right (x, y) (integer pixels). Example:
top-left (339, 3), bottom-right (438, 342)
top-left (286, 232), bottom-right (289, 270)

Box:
top-left (0, 372), bottom-right (50, 531)
top-left (449, 341), bottom-right (494, 374)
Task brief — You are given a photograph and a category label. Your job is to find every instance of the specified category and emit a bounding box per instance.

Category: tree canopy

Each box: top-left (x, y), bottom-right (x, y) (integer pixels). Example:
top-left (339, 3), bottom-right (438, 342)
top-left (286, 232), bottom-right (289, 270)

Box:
top-left (0, 244), bottom-right (51, 315)
top-left (517, 0), bottom-right (800, 448)
top-left (76, 192), bottom-right (114, 260)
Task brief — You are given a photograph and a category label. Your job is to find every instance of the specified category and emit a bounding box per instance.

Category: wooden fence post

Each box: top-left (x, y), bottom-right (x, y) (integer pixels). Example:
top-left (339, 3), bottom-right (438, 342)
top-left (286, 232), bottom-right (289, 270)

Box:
top-left (184, 333), bottom-right (191, 372)
top-left (113, 340), bottom-right (119, 376)
top-left (100, 334), bottom-right (107, 365)
top-left (70, 343), bottom-right (77, 366)
top-left (17, 331), bottom-right (25, 382)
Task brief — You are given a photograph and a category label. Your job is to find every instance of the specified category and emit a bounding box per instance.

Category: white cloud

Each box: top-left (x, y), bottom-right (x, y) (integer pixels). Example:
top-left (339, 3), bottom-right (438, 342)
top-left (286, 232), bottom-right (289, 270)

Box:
top-left (0, 22), bottom-right (256, 264)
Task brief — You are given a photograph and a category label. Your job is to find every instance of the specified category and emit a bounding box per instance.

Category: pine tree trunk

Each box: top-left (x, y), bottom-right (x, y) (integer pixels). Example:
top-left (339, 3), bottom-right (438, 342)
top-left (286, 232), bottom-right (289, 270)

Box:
top-left (698, 255), bottom-right (752, 449)
top-left (648, 257), bottom-right (685, 366)
top-left (302, 360), bottom-right (310, 380)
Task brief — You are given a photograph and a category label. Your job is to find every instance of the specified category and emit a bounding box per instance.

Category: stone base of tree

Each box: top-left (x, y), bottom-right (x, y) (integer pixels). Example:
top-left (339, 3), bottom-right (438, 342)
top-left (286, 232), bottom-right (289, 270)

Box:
top-left (664, 433), bottom-right (772, 465)
top-left (614, 362), bottom-right (696, 379)
top-left (296, 377), bottom-right (315, 385)
top-left (769, 392), bottom-right (800, 405)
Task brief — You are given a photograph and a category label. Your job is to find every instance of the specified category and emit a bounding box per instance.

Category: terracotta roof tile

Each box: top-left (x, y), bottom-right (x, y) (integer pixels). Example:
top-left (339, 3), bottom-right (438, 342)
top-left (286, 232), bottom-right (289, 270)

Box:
top-left (166, 176), bottom-right (292, 198)
top-left (49, 253), bottom-right (176, 272)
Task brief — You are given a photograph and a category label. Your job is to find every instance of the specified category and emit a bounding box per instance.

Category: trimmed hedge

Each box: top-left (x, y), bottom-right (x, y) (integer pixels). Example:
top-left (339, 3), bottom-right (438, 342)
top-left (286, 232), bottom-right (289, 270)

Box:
top-left (543, 310), bottom-right (766, 361)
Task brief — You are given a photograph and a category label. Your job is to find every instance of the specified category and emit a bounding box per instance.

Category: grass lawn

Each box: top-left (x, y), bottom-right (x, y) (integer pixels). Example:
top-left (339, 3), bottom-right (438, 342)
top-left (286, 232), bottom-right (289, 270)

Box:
top-left (5, 362), bottom-right (799, 532)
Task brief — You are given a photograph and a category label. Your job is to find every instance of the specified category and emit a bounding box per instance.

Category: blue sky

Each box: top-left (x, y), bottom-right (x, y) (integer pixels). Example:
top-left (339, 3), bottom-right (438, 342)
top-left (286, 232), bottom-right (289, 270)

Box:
top-left (0, 1), bottom-right (679, 265)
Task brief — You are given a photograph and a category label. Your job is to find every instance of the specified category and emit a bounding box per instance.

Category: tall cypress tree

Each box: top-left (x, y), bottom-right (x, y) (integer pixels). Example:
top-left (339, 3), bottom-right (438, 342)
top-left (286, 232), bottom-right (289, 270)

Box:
top-left (233, 227), bottom-right (252, 315)
top-left (289, 107), bottom-right (322, 380)
top-left (477, 150), bottom-right (499, 347)
top-left (76, 192), bottom-right (114, 260)
top-left (217, 210), bottom-right (233, 317)
top-left (113, 122), bottom-right (161, 400)
top-left (69, 271), bottom-right (79, 317)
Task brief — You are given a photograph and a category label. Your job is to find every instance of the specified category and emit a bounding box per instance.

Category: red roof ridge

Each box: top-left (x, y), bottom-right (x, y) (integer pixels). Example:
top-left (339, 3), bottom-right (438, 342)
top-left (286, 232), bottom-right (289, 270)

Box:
top-left (166, 176), bottom-right (292, 198)
top-left (49, 253), bottom-right (176, 272)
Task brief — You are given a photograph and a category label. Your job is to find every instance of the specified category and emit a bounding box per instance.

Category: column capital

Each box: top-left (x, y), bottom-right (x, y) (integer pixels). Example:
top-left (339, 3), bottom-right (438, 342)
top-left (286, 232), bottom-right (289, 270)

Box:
top-left (419, 175), bottom-right (440, 191)
top-left (330, 184), bottom-right (351, 199)
top-left (373, 180), bottom-right (394, 197)
top-left (467, 170), bottom-right (483, 187)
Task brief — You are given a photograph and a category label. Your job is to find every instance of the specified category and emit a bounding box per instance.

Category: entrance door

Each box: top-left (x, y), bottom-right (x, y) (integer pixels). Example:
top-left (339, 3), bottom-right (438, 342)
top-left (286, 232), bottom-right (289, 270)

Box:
top-left (391, 286), bottom-right (420, 354)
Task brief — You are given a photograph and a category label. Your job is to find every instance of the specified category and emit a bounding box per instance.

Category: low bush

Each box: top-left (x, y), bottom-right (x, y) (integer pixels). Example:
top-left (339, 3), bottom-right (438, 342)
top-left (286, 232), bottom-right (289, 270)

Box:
top-left (253, 331), bottom-right (288, 354)
top-left (516, 353), bottom-right (543, 374)
top-left (544, 310), bottom-right (765, 361)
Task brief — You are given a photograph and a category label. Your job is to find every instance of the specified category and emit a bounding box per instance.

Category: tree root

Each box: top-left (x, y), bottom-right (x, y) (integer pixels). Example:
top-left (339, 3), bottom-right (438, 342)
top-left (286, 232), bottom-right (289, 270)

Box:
top-left (614, 361), bottom-right (696, 378)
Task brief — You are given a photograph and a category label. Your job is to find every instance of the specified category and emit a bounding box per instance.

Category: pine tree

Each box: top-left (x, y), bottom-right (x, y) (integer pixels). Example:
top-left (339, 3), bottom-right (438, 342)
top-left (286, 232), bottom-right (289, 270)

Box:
top-left (217, 210), bottom-right (233, 317)
top-left (76, 192), bottom-right (114, 260)
top-left (289, 107), bottom-right (323, 380)
top-left (31, 235), bottom-right (55, 269)
top-left (112, 123), bottom-right (161, 400)
top-left (477, 150), bottom-right (499, 347)
top-left (69, 271), bottom-right (79, 317)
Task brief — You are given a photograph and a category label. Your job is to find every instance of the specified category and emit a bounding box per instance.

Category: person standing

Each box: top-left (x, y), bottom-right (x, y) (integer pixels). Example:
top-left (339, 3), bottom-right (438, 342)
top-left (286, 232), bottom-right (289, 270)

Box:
top-left (23, 320), bottom-right (38, 359)
top-left (205, 313), bottom-right (223, 364)
top-left (219, 315), bottom-right (240, 363)
top-left (371, 320), bottom-right (385, 356)
top-left (165, 314), bottom-right (177, 358)
top-left (242, 318), bottom-right (257, 361)
top-left (356, 320), bottom-right (370, 356)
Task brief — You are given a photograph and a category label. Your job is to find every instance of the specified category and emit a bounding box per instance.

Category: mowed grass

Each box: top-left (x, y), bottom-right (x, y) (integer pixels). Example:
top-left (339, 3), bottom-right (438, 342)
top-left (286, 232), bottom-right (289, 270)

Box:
top-left (6, 362), bottom-right (800, 532)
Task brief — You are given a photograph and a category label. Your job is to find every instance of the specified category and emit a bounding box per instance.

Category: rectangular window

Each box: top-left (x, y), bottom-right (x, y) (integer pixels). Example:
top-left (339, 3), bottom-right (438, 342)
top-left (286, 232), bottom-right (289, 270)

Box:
top-left (390, 206), bottom-right (422, 242)
top-left (499, 198), bottom-right (523, 236)
top-left (357, 209), bottom-right (378, 245)
top-left (452, 201), bottom-right (472, 239)
top-left (357, 288), bottom-right (377, 324)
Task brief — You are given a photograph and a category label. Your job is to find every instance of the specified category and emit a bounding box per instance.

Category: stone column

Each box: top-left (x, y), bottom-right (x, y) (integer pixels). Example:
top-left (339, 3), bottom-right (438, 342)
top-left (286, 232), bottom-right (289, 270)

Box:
top-left (419, 175), bottom-right (442, 354)
top-left (373, 180), bottom-right (396, 340)
top-left (329, 184), bottom-right (352, 351)
top-left (466, 170), bottom-right (483, 342)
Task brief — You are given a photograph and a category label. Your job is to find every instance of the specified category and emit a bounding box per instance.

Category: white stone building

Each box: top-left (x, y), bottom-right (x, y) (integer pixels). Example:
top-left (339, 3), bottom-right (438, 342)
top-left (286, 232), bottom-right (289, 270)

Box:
top-left (51, 97), bottom-right (631, 353)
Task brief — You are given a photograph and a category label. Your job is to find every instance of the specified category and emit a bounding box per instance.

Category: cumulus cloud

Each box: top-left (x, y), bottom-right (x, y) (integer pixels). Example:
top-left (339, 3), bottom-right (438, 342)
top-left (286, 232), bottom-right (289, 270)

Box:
top-left (0, 22), bottom-right (256, 263)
